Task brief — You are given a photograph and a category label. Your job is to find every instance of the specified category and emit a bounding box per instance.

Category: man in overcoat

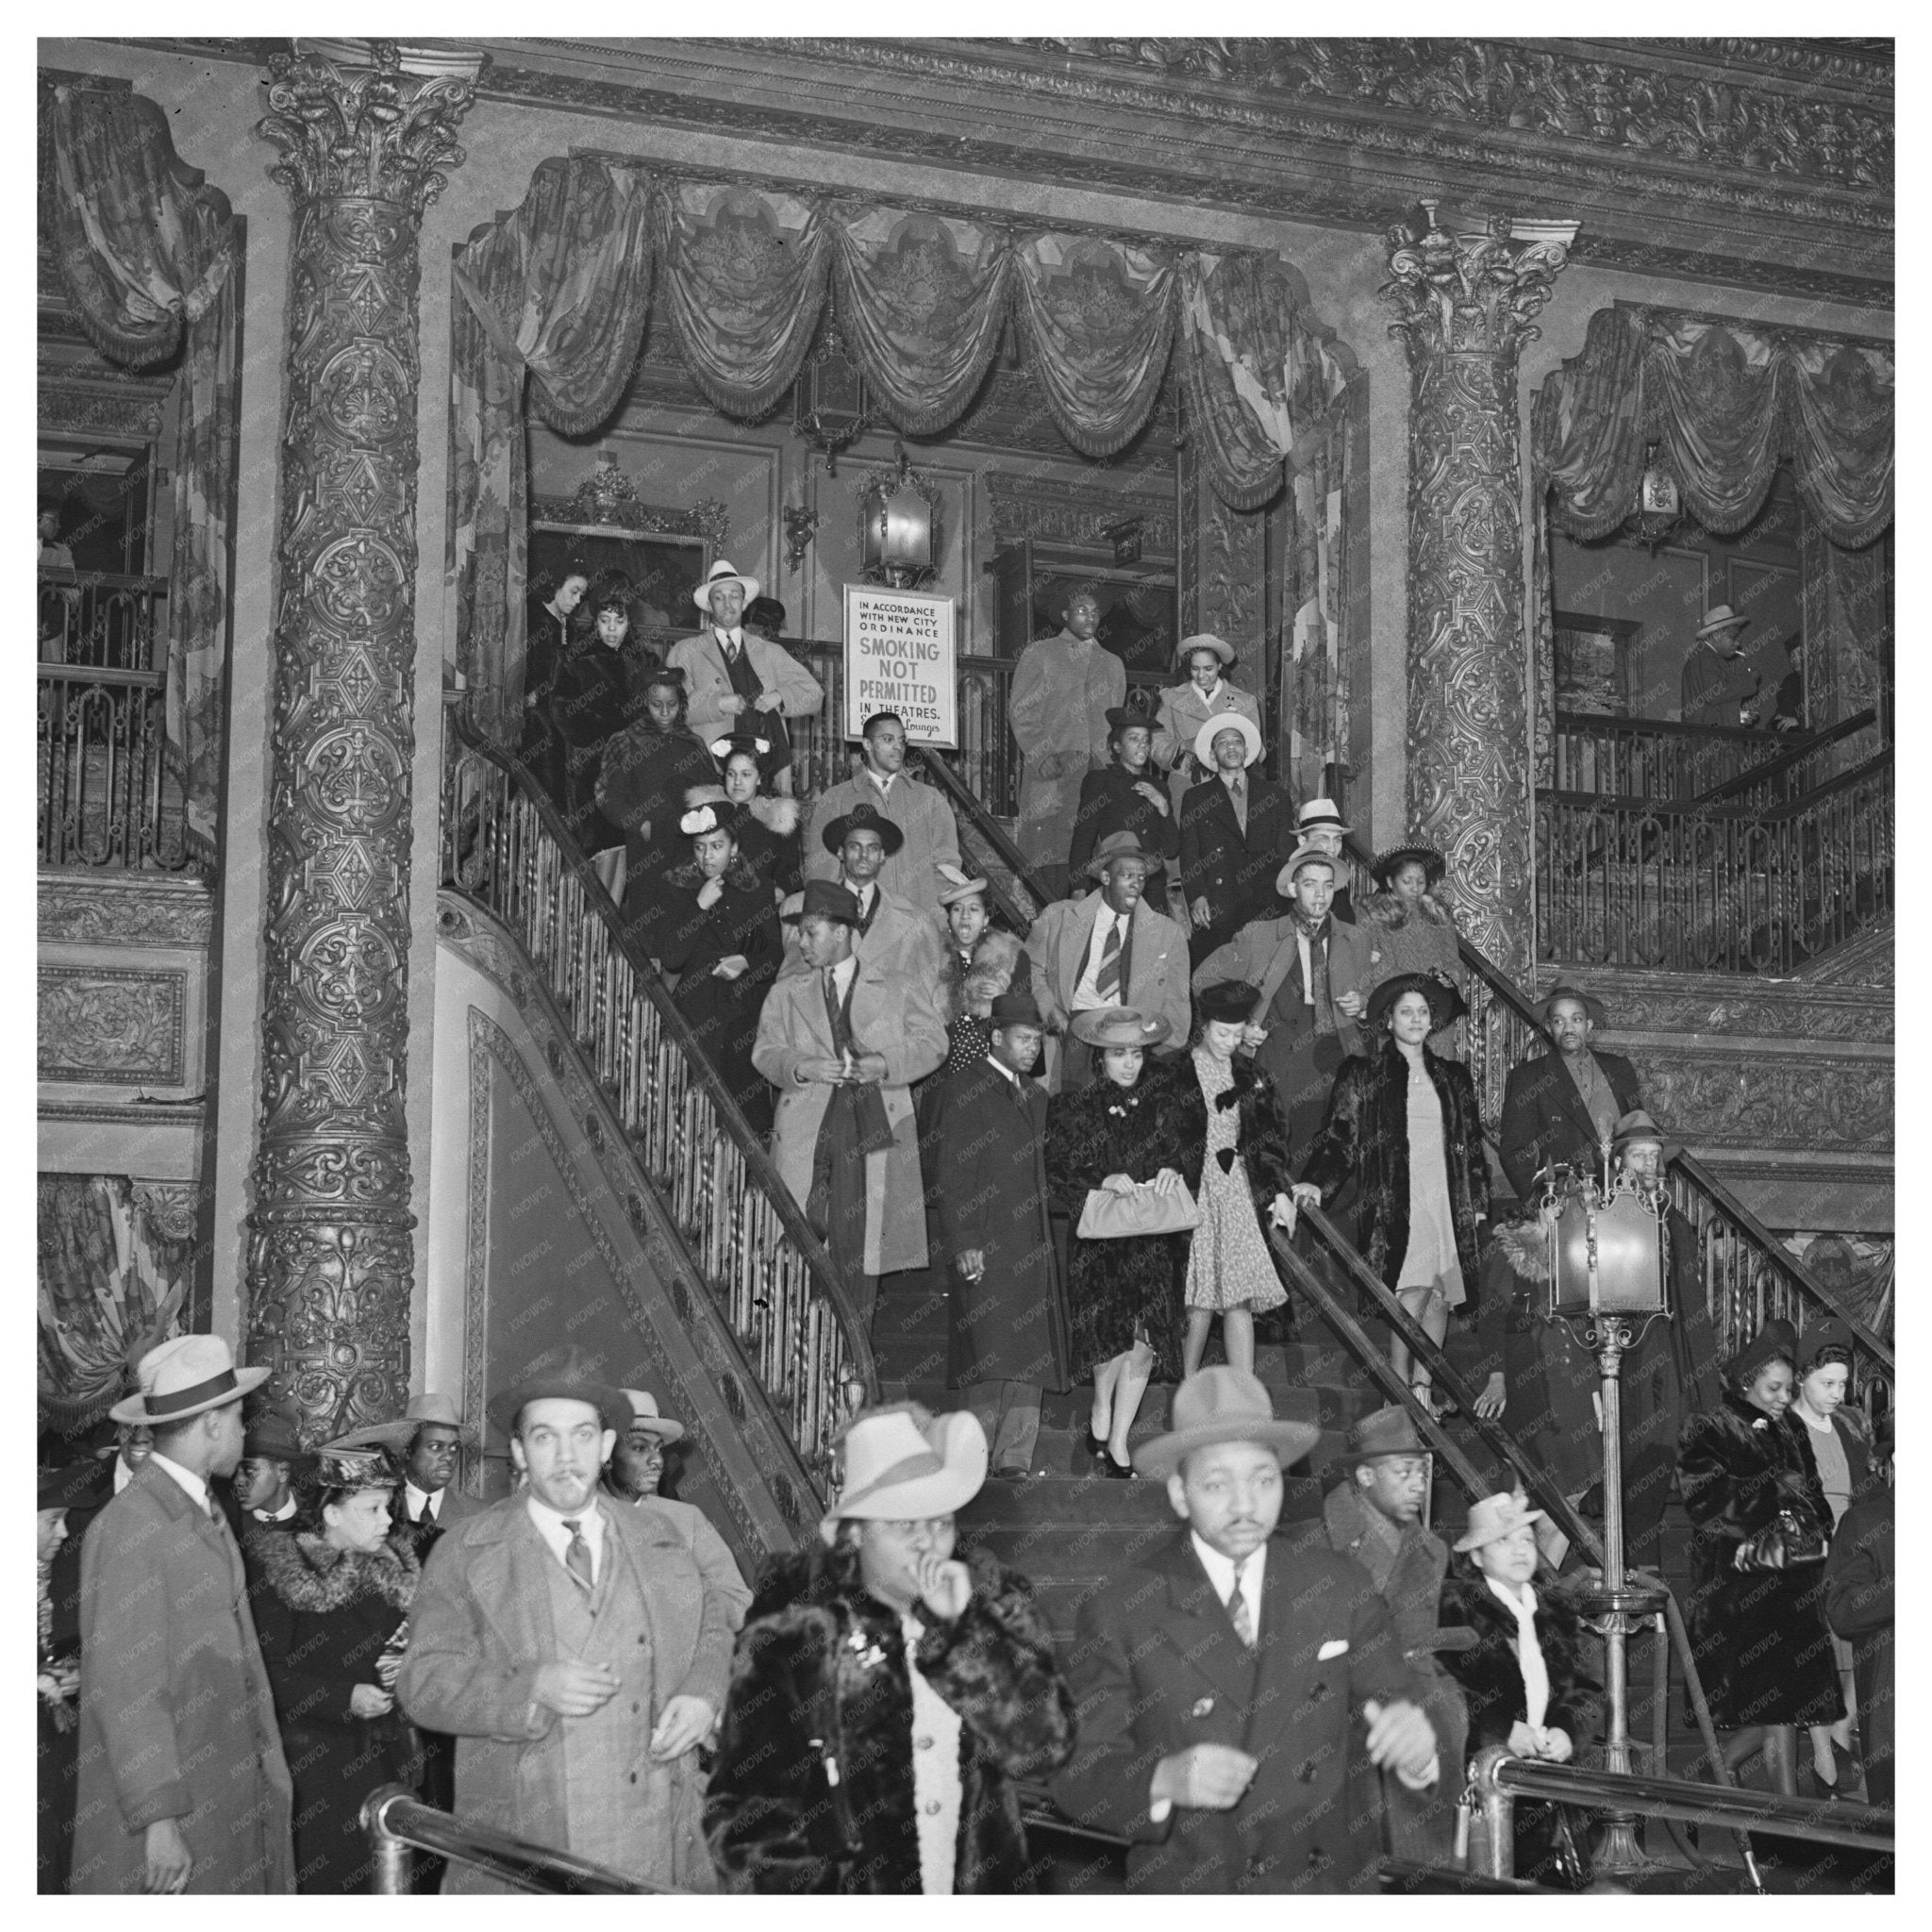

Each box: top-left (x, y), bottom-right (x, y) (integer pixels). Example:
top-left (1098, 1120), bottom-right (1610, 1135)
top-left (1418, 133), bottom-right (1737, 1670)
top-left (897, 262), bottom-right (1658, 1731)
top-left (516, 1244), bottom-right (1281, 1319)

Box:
top-left (781, 802), bottom-right (943, 987)
top-left (1052, 1368), bottom-right (1440, 1890)
top-left (754, 879), bottom-right (947, 1326)
top-left (805, 710), bottom-right (961, 909)
top-left (72, 1335), bottom-right (294, 1895)
top-left (1497, 986), bottom-right (1644, 1206)
top-left (933, 991), bottom-right (1065, 1476)
top-left (398, 1350), bottom-right (746, 1893)
top-left (1194, 846), bottom-right (1376, 1147)
top-left (1177, 712), bottom-right (1299, 965)
top-left (1027, 831), bottom-right (1191, 1093)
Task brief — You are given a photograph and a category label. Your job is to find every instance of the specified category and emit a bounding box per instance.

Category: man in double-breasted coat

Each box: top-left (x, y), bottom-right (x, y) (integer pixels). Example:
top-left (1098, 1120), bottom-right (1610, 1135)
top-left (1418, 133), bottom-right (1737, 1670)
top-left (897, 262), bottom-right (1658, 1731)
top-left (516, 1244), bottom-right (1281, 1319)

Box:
top-left (398, 1354), bottom-right (746, 1893)
top-left (804, 710), bottom-right (961, 910)
top-left (1176, 713), bottom-right (1299, 966)
top-left (1053, 1368), bottom-right (1440, 1891)
top-left (73, 1337), bottom-right (294, 1895)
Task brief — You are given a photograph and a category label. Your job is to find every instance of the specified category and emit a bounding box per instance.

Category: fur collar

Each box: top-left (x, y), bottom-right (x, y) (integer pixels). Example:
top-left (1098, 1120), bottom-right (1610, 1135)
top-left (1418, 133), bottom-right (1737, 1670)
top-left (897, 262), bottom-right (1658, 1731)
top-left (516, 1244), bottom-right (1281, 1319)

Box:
top-left (1490, 1219), bottom-right (1552, 1285)
top-left (248, 1524), bottom-right (420, 1612)
top-left (668, 855), bottom-right (764, 895)
top-left (683, 783), bottom-right (801, 838)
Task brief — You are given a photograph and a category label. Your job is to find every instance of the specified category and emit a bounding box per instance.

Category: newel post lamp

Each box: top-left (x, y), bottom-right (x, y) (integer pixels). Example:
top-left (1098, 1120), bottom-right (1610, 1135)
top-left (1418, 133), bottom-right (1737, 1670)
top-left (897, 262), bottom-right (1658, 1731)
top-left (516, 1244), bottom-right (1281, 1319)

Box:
top-left (1543, 1154), bottom-right (1672, 1876)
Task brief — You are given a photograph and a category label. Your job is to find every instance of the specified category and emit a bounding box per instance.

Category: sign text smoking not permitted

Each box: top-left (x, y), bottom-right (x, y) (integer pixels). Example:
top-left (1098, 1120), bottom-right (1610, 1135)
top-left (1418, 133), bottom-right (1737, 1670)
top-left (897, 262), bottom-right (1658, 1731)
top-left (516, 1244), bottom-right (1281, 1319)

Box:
top-left (842, 586), bottom-right (957, 747)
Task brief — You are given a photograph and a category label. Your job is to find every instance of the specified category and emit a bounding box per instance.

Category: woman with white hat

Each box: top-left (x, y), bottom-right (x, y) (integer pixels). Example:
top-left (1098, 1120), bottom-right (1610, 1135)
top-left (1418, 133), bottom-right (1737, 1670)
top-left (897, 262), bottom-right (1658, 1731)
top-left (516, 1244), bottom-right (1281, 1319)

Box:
top-left (1437, 1491), bottom-right (1601, 1887)
top-left (1150, 633), bottom-right (1262, 816)
top-left (694, 738), bottom-right (802, 901)
top-left (706, 1403), bottom-right (1074, 1893)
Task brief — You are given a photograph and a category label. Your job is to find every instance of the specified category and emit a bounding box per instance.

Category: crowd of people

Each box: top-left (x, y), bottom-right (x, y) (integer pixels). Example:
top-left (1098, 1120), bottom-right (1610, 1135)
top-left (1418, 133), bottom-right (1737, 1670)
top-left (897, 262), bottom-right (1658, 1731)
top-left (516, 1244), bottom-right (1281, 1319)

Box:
top-left (41, 568), bottom-right (1891, 1894)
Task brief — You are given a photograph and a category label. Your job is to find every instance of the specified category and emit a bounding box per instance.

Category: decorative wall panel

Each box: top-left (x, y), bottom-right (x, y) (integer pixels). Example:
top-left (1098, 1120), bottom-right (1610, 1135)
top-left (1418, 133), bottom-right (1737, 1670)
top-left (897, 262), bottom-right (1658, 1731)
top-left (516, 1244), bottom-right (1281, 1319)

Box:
top-left (38, 967), bottom-right (185, 1085)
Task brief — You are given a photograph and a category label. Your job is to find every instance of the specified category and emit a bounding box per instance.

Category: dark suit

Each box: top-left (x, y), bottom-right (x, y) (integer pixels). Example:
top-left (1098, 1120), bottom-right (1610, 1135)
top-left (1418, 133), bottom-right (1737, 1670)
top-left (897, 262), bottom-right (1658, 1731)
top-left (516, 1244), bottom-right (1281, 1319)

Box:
top-left (1067, 762), bottom-right (1181, 890)
top-left (1052, 1524), bottom-right (1433, 1892)
top-left (1497, 1048), bottom-right (1642, 1206)
top-left (1178, 772), bottom-right (1299, 963)
top-left (1824, 1488), bottom-right (1893, 1808)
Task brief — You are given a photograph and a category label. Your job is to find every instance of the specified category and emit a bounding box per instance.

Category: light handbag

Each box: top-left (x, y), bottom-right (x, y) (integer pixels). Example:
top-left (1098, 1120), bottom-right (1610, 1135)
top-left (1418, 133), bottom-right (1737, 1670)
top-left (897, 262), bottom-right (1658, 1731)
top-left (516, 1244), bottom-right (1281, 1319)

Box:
top-left (1076, 1178), bottom-right (1202, 1241)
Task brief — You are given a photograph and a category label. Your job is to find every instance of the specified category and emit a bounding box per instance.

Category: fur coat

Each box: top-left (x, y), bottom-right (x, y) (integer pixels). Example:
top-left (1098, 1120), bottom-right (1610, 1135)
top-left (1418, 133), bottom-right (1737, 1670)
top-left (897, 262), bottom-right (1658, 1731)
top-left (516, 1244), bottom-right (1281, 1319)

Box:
top-left (1297, 1041), bottom-right (1490, 1294)
top-left (705, 1543), bottom-right (1074, 1893)
top-left (685, 783), bottom-right (801, 899)
top-left (1168, 1047), bottom-right (1296, 1235)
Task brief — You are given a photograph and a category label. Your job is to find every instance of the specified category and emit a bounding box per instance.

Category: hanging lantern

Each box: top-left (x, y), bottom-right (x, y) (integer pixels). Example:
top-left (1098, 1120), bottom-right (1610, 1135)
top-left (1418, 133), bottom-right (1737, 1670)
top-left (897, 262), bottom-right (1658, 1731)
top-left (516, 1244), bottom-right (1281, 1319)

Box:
top-left (1623, 442), bottom-right (1686, 553)
top-left (858, 443), bottom-right (939, 590)
top-left (793, 310), bottom-right (871, 474)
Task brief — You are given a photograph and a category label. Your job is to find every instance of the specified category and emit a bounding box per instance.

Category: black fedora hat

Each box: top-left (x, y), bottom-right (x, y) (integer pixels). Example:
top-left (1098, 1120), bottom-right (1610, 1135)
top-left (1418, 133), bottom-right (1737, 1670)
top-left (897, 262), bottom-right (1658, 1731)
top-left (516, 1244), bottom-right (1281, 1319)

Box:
top-left (781, 879), bottom-right (862, 926)
top-left (821, 801), bottom-right (905, 858)
top-left (487, 1345), bottom-right (632, 1441)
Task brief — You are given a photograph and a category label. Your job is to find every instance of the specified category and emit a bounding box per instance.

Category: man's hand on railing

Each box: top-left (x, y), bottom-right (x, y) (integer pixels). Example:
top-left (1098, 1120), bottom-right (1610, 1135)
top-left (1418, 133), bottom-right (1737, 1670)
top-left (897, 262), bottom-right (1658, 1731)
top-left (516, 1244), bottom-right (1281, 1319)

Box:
top-left (1291, 1182), bottom-right (1322, 1211)
top-left (534, 1659), bottom-right (622, 1718)
top-left (1474, 1374), bottom-right (1507, 1421)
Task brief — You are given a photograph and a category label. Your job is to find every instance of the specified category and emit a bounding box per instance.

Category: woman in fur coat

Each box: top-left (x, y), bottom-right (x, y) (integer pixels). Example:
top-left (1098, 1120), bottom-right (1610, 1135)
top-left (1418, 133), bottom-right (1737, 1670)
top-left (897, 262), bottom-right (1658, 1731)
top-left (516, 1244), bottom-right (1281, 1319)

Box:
top-left (657, 799), bottom-right (782, 1138)
top-left (247, 1446), bottom-right (421, 1895)
top-left (703, 738), bottom-right (802, 901)
top-left (1174, 981), bottom-right (1300, 1377)
top-left (1676, 1318), bottom-right (1842, 1798)
top-left (1357, 844), bottom-right (1465, 1058)
top-left (1294, 973), bottom-right (1489, 1417)
top-left (706, 1404), bottom-right (1074, 1893)
top-left (1439, 1492), bottom-right (1602, 1888)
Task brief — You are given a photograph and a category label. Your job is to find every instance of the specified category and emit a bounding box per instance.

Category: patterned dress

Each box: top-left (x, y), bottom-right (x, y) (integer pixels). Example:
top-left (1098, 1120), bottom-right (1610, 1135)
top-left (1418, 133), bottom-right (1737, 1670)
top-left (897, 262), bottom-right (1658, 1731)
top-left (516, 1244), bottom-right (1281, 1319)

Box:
top-left (1183, 1048), bottom-right (1287, 1314)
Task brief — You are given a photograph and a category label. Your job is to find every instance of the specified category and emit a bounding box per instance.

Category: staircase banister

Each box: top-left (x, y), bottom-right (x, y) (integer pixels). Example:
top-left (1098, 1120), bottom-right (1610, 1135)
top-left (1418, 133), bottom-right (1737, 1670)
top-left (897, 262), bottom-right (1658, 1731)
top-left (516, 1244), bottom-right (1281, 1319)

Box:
top-left (1550, 708), bottom-right (1781, 746)
top-left (1667, 1146), bottom-right (1894, 1371)
top-left (910, 742), bottom-right (1050, 931)
top-left (444, 709), bottom-right (879, 1397)
top-left (1541, 747), bottom-right (1890, 824)
top-left (1690, 708), bottom-right (1880, 804)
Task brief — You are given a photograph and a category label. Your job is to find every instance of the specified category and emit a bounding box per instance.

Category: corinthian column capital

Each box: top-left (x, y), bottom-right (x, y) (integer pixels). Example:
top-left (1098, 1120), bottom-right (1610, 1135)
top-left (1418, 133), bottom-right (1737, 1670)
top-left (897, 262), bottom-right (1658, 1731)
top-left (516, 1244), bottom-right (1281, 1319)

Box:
top-left (1381, 200), bottom-right (1577, 365)
top-left (258, 38), bottom-right (483, 213)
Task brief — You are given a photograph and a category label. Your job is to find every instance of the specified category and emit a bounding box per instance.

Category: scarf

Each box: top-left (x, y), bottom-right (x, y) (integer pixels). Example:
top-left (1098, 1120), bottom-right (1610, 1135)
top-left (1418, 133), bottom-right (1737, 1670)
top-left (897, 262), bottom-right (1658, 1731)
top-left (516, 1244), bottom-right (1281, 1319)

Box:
top-left (1484, 1575), bottom-right (1550, 1729)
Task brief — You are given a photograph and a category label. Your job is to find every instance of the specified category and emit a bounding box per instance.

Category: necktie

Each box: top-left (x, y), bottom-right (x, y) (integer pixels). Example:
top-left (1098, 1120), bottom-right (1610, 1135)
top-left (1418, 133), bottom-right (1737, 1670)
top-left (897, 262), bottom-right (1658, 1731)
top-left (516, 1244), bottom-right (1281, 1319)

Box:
top-left (1095, 915), bottom-right (1123, 1002)
top-left (1227, 1561), bottom-right (1256, 1649)
top-left (562, 1518), bottom-right (594, 1592)
top-left (418, 1495), bottom-right (437, 1525)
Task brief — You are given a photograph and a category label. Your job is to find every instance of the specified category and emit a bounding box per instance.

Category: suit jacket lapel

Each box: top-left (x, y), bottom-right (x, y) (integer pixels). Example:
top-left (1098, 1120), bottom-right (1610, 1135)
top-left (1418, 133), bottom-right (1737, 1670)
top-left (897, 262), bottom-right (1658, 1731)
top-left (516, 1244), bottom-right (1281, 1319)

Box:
top-left (1243, 1549), bottom-right (1313, 1757)
top-left (1062, 893), bottom-right (1103, 1002)
top-left (1158, 1537), bottom-right (1259, 1715)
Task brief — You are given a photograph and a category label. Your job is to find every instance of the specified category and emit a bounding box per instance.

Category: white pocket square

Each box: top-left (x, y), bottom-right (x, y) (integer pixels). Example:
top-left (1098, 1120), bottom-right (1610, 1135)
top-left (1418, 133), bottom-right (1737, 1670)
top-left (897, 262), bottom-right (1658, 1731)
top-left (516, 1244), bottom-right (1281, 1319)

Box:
top-left (1317, 1640), bottom-right (1349, 1661)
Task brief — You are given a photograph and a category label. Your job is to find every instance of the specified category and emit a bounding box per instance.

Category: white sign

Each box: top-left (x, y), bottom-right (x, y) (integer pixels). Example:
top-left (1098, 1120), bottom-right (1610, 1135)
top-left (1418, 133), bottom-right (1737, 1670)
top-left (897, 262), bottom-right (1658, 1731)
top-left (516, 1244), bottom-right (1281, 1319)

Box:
top-left (842, 586), bottom-right (957, 748)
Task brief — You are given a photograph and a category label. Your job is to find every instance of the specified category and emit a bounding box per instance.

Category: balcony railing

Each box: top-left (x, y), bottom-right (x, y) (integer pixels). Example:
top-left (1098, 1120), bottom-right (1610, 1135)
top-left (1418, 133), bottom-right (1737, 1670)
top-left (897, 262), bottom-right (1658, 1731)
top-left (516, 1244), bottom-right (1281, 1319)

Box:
top-left (1692, 707), bottom-right (1882, 807)
top-left (1551, 708), bottom-right (1787, 800)
top-left (441, 709), bottom-right (875, 1484)
top-left (1536, 752), bottom-right (1892, 974)
top-left (38, 571), bottom-right (190, 873)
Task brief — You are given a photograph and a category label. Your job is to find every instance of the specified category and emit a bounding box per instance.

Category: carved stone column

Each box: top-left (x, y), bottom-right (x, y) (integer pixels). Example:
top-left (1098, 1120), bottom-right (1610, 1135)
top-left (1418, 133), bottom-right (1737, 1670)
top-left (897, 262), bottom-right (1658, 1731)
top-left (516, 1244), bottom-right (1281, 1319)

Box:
top-left (1383, 204), bottom-right (1574, 975)
top-left (245, 42), bottom-right (479, 1439)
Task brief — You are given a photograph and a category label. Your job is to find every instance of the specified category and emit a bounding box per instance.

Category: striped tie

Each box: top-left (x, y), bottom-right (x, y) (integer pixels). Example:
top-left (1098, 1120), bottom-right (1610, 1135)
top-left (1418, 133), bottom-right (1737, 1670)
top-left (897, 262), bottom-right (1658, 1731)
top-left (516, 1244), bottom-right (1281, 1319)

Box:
top-left (561, 1518), bottom-right (594, 1592)
top-left (1095, 917), bottom-right (1123, 1003)
top-left (1227, 1560), bottom-right (1255, 1649)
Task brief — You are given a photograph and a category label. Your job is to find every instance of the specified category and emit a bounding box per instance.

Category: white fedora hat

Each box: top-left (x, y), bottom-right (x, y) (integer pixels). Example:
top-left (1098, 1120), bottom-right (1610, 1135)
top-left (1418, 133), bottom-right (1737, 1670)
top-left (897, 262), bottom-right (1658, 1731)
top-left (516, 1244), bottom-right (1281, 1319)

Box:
top-left (1296, 796), bottom-right (1352, 835)
top-left (1192, 710), bottom-right (1263, 769)
top-left (623, 1389), bottom-right (686, 1443)
top-left (693, 558), bottom-right (761, 612)
top-left (820, 1407), bottom-right (987, 1539)
top-left (110, 1334), bottom-right (268, 1426)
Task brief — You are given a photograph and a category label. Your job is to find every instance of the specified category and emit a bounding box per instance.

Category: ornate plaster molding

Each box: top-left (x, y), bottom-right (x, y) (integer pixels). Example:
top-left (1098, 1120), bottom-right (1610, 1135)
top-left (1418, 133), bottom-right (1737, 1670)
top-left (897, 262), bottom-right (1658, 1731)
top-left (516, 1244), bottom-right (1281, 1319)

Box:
top-left (1629, 1047), bottom-right (1891, 1156)
top-left (38, 968), bottom-right (186, 1086)
top-left (983, 469), bottom-right (1174, 557)
top-left (529, 486), bottom-right (729, 550)
top-left (39, 872), bottom-right (216, 946)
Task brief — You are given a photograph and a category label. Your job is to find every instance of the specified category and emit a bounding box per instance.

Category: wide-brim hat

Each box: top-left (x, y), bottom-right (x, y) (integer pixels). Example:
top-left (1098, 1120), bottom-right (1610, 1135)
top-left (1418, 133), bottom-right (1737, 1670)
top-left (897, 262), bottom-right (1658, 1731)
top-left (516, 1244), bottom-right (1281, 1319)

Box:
top-left (1538, 984), bottom-right (1607, 1028)
top-left (935, 861), bottom-right (990, 908)
top-left (1296, 797), bottom-right (1351, 836)
top-left (1796, 1316), bottom-right (1856, 1374)
top-left (1195, 979), bottom-right (1261, 1027)
top-left (1367, 970), bottom-right (1468, 1033)
top-left (821, 802), bottom-right (905, 857)
top-left (109, 1334), bottom-right (268, 1426)
top-left (1192, 711), bottom-right (1263, 769)
top-left (1369, 843), bottom-right (1446, 891)
top-left (328, 1391), bottom-right (463, 1453)
top-left (709, 732), bottom-right (773, 762)
top-left (1344, 1403), bottom-right (1430, 1465)
top-left (39, 1457), bottom-right (111, 1513)
top-left (1275, 842), bottom-right (1341, 894)
top-left (693, 558), bottom-right (761, 611)
top-left (1070, 1007), bottom-right (1172, 1050)
top-left (1695, 604), bottom-right (1750, 640)
top-left (487, 1347), bottom-right (633, 1439)
top-left (1175, 632), bottom-right (1236, 669)
top-left (824, 1408), bottom-right (989, 1529)
top-left (622, 1389), bottom-right (686, 1444)
top-left (1454, 1491), bottom-right (1546, 1554)
top-left (1085, 829), bottom-right (1161, 879)
top-left (1135, 1366), bottom-right (1320, 1480)
top-left (1729, 1317), bottom-right (1801, 1385)
top-left (311, 1441), bottom-right (403, 1492)
top-left (781, 879), bottom-right (862, 926)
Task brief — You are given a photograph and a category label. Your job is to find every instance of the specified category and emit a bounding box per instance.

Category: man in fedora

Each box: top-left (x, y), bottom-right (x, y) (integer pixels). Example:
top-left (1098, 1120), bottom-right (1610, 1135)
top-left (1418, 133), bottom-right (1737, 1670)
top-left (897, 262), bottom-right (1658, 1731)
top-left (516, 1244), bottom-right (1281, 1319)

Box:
top-left (1026, 829), bottom-right (1190, 1093)
top-left (332, 1390), bottom-right (481, 1557)
top-left (1178, 712), bottom-right (1299, 965)
top-left (1068, 694), bottom-right (1181, 901)
top-left (1679, 604), bottom-right (1764, 728)
top-left (1293, 796), bottom-right (1357, 921)
top-left (1008, 580), bottom-right (1126, 898)
top-left (1323, 1406), bottom-right (1472, 1863)
top-left (72, 1335), bottom-right (294, 1894)
top-left (755, 879), bottom-right (947, 1328)
top-left (1152, 632), bottom-right (1262, 815)
top-left (399, 1347), bottom-right (744, 1893)
top-left (782, 799), bottom-right (943, 987)
top-left (1194, 844), bottom-right (1376, 1146)
top-left (1498, 985), bottom-right (1645, 1206)
top-left (805, 708), bottom-right (961, 910)
top-left (932, 989), bottom-right (1066, 1477)
top-left (670, 559), bottom-right (824, 793)
top-left (1053, 1367), bottom-right (1440, 1891)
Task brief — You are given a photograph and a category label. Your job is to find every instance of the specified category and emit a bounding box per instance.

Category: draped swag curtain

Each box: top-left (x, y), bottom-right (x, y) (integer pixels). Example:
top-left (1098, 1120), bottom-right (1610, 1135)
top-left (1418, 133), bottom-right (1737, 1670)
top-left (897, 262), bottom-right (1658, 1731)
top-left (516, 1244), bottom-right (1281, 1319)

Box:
top-left (48, 85), bottom-right (242, 860)
top-left (451, 162), bottom-right (1356, 735)
top-left (1533, 302), bottom-right (1893, 550)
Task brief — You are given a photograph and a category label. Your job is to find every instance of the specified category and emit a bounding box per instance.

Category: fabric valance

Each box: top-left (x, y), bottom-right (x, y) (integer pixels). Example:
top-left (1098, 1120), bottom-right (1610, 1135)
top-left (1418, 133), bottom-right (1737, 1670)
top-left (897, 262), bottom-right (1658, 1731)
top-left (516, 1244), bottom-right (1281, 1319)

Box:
top-left (48, 84), bottom-right (241, 860)
top-left (1534, 303), bottom-right (1893, 551)
top-left (450, 161), bottom-right (1357, 734)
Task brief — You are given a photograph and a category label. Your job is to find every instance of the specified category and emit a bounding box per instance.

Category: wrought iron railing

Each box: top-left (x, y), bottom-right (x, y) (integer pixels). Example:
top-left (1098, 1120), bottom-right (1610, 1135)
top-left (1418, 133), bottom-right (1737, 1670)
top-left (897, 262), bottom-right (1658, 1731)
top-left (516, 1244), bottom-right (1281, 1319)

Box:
top-left (1552, 708), bottom-right (1785, 800)
top-left (441, 712), bottom-right (875, 1482)
top-left (1692, 707), bottom-right (1882, 807)
top-left (1536, 752), bottom-right (1892, 974)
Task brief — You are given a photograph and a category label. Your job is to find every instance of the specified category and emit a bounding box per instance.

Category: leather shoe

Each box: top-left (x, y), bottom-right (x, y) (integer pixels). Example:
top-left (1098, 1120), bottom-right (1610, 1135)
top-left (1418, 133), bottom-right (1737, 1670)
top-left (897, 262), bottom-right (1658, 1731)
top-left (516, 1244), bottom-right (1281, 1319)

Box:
top-left (1102, 1450), bottom-right (1136, 1480)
